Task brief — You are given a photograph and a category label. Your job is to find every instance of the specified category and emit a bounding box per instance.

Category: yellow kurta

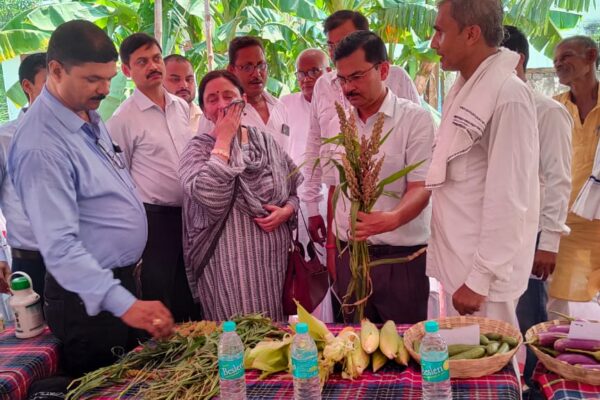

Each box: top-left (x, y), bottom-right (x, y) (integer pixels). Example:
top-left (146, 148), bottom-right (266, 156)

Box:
top-left (551, 85), bottom-right (600, 301)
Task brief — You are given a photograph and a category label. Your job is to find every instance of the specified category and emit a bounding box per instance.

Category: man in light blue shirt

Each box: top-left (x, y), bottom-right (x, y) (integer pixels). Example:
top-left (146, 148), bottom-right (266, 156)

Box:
top-left (8, 20), bottom-right (174, 377)
top-left (0, 52), bottom-right (47, 297)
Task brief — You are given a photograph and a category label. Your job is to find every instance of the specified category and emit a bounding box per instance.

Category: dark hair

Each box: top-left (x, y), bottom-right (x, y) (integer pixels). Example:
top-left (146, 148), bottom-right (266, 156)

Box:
top-left (334, 30), bottom-right (388, 64)
top-left (197, 70), bottom-right (245, 110)
top-left (323, 10), bottom-right (369, 34)
top-left (228, 36), bottom-right (264, 66)
top-left (501, 26), bottom-right (529, 70)
top-left (119, 33), bottom-right (162, 66)
top-left (437, 0), bottom-right (504, 47)
top-left (46, 20), bottom-right (118, 68)
top-left (164, 54), bottom-right (192, 66)
top-left (558, 35), bottom-right (600, 68)
top-left (19, 52), bottom-right (46, 85)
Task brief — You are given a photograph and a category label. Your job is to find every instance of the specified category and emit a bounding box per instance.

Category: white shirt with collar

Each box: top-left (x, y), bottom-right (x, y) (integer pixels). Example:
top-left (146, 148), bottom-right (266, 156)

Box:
top-left (534, 91), bottom-right (572, 253)
top-left (280, 92), bottom-right (310, 164)
top-left (189, 102), bottom-right (203, 134)
top-left (197, 91), bottom-right (291, 154)
top-left (106, 88), bottom-right (193, 207)
top-left (302, 65), bottom-right (421, 216)
top-left (333, 90), bottom-right (434, 246)
top-left (427, 76), bottom-right (540, 301)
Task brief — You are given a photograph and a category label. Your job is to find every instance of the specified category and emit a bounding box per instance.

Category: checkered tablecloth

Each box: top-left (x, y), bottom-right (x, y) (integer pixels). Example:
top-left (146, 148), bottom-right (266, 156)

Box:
top-left (0, 326), bottom-right (61, 400)
top-left (88, 324), bottom-right (520, 399)
top-left (533, 363), bottom-right (600, 400)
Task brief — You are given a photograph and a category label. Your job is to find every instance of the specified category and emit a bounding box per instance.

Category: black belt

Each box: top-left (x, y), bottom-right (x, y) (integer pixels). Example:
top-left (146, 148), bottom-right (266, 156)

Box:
top-left (337, 240), bottom-right (426, 258)
top-left (11, 248), bottom-right (43, 261)
top-left (143, 203), bottom-right (182, 215)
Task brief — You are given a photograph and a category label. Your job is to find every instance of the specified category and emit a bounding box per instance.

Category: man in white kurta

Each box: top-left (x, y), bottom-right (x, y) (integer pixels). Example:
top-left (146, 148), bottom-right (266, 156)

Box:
top-left (197, 36), bottom-right (290, 153)
top-left (163, 54), bottom-right (203, 133)
top-left (426, 1), bottom-right (539, 329)
top-left (107, 33), bottom-right (198, 323)
top-left (301, 11), bottom-right (421, 277)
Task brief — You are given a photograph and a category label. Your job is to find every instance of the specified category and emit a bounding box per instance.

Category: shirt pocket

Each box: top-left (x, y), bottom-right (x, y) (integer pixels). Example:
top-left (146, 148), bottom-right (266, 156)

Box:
top-left (379, 153), bottom-right (407, 194)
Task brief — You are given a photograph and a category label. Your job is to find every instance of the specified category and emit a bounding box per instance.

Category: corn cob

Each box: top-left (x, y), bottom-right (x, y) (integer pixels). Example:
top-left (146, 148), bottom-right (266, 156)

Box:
top-left (360, 319), bottom-right (380, 354)
top-left (379, 320), bottom-right (400, 359)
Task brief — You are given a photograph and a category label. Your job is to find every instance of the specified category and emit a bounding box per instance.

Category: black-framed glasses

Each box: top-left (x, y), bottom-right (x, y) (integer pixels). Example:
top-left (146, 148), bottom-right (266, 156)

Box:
top-left (96, 139), bottom-right (126, 169)
top-left (335, 63), bottom-right (381, 86)
top-left (295, 67), bottom-right (324, 81)
top-left (235, 63), bottom-right (268, 74)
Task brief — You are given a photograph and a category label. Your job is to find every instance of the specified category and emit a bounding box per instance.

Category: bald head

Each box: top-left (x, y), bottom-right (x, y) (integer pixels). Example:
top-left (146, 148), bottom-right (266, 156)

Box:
top-left (295, 48), bottom-right (330, 102)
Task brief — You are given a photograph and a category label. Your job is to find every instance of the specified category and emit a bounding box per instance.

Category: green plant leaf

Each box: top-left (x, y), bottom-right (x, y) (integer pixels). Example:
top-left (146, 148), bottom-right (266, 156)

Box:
top-left (0, 29), bottom-right (50, 62)
top-left (377, 160), bottom-right (425, 190)
top-left (6, 80), bottom-right (28, 108)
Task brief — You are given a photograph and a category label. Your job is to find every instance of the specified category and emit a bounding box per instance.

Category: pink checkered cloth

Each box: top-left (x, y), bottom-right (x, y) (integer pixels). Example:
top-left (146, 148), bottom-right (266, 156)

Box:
top-left (0, 327), bottom-right (61, 400)
top-left (533, 363), bottom-right (600, 400)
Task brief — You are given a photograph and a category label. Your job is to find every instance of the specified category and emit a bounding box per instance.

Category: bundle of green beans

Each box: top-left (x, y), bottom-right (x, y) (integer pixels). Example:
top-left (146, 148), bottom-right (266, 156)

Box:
top-left (66, 314), bottom-right (286, 400)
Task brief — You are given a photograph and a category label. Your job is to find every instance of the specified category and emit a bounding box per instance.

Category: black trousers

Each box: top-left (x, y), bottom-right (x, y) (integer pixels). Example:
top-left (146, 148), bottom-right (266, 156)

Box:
top-left (142, 203), bottom-right (201, 322)
top-left (44, 266), bottom-right (142, 377)
top-left (11, 248), bottom-right (47, 300)
top-left (335, 240), bottom-right (429, 324)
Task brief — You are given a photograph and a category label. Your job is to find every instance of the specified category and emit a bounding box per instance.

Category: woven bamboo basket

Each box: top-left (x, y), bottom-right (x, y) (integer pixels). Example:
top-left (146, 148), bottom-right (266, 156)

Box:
top-left (525, 320), bottom-right (600, 386)
top-left (403, 316), bottom-right (522, 378)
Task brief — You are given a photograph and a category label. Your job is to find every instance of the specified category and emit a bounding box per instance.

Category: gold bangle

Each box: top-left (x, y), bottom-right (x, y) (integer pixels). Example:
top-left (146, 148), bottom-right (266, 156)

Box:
top-left (211, 148), bottom-right (230, 158)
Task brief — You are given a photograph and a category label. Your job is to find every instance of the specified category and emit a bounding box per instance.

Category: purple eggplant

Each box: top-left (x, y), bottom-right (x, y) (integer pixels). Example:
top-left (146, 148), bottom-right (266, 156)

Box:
top-left (556, 353), bottom-right (599, 365)
top-left (580, 364), bottom-right (600, 370)
top-left (535, 332), bottom-right (567, 347)
top-left (546, 325), bottom-right (570, 334)
top-left (554, 338), bottom-right (600, 353)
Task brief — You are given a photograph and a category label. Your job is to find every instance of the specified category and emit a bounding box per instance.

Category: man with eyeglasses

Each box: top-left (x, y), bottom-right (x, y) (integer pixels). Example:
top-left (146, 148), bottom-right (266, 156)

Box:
top-left (281, 48), bottom-right (333, 321)
top-left (548, 36), bottom-right (600, 319)
top-left (197, 36), bottom-right (291, 154)
top-left (301, 10), bottom-right (420, 285)
top-left (331, 31), bottom-right (434, 323)
top-left (107, 33), bottom-right (200, 323)
top-left (8, 21), bottom-right (174, 381)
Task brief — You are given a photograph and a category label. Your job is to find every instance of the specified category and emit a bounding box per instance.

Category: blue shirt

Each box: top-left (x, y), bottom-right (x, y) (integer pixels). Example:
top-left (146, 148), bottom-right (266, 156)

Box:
top-left (0, 111), bottom-right (40, 257)
top-left (8, 87), bottom-right (148, 317)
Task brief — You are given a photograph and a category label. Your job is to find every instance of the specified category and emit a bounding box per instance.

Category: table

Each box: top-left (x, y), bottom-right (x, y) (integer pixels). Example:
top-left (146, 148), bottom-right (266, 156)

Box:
top-left (86, 324), bottom-right (521, 399)
top-left (533, 364), bottom-right (600, 400)
top-left (0, 327), bottom-right (61, 400)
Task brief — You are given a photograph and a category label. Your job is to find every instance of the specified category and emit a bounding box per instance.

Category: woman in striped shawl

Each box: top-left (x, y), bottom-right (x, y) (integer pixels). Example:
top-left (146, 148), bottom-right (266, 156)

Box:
top-left (179, 70), bottom-right (302, 321)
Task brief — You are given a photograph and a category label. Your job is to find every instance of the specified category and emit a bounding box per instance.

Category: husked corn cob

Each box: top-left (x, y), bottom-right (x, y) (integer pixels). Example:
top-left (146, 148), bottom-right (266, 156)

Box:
top-left (379, 320), bottom-right (400, 359)
top-left (360, 319), bottom-right (380, 354)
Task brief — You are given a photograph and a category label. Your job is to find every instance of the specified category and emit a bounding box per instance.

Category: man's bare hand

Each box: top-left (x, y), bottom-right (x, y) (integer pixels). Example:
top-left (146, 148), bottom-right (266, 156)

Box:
top-left (532, 249), bottom-right (557, 281)
top-left (121, 300), bottom-right (174, 339)
top-left (452, 284), bottom-right (486, 315)
top-left (353, 211), bottom-right (397, 241)
top-left (0, 261), bottom-right (10, 294)
top-left (308, 215), bottom-right (326, 244)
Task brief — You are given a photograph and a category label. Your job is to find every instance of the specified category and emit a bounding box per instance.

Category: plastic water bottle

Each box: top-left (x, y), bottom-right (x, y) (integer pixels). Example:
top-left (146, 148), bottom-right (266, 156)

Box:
top-left (420, 320), bottom-right (452, 400)
top-left (218, 321), bottom-right (247, 400)
top-left (9, 271), bottom-right (45, 339)
top-left (291, 322), bottom-right (321, 400)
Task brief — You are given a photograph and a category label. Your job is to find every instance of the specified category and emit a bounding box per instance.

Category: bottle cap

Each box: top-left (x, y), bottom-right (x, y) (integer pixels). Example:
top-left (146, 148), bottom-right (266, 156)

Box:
top-left (296, 322), bottom-right (308, 334)
top-left (10, 276), bottom-right (31, 291)
top-left (424, 320), bottom-right (439, 333)
top-left (223, 321), bottom-right (236, 332)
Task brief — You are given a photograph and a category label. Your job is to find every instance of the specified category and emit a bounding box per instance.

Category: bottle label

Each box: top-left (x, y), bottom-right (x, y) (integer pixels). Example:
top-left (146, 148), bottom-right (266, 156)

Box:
top-left (292, 354), bottom-right (319, 379)
top-left (219, 353), bottom-right (244, 380)
top-left (421, 358), bottom-right (450, 383)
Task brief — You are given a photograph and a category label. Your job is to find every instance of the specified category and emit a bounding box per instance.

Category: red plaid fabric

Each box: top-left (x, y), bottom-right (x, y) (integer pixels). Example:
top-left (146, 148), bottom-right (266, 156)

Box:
top-left (533, 363), bottom-right (600, 400)
top-left (88, 324), bottom-right (520, 399)
top-left (0, 327), bottom-right (61, 400)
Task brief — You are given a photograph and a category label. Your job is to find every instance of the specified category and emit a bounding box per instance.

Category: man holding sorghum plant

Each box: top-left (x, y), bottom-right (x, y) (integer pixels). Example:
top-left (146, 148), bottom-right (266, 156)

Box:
top-left (331, 31), bottom-right (435, 324)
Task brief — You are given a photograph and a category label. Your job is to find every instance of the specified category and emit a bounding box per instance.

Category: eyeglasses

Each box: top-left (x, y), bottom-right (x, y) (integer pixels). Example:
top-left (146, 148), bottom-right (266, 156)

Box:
top-left (96, 139), bottom-right (125, 169)
top-left (295, 67), bottom-right (324, 81)
top-left (235, 63), bottom-right (268, 74)
top-left (335, 63), bottom-right (380, 86)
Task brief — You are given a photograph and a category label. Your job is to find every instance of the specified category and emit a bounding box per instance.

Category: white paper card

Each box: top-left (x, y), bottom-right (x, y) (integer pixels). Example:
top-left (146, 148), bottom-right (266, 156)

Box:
top-left (439, 324), bottom-right (480, 346)
top-left (568, 320), bottom-right (600, 340)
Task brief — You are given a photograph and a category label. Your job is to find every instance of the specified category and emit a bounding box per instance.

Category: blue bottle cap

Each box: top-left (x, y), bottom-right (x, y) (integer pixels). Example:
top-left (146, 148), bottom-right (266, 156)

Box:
top-left (424, 320), bottom-right (439, 333)
top-left (223, 321), bottom-right (236, 332)
top-left (296, 322), bottom-right (308, 334)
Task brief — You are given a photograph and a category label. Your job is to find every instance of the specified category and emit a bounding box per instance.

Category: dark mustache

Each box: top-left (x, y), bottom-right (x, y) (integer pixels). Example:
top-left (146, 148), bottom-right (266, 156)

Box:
top-left (250, 79), bottom-right (263, 84)
top-left (146, 70), bottom-right (162, 79)
top-left (91, 94), bottom-right (106, 101)
top-left (345, 91), bottom-right (359, 97)
top-left (176, 89), bottom-right (191, 95)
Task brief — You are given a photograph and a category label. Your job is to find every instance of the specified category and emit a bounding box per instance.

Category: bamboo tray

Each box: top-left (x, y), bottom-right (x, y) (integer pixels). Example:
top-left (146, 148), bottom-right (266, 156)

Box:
top-left (403, 316), bottom-right (522, 378)
top-left (526, 319), bottom-right (600, 386)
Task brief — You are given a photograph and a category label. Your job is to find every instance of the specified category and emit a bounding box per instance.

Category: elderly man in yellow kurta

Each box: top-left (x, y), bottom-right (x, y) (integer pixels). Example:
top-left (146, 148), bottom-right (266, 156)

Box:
top-left (550, 35), bottom-right (600, 318)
